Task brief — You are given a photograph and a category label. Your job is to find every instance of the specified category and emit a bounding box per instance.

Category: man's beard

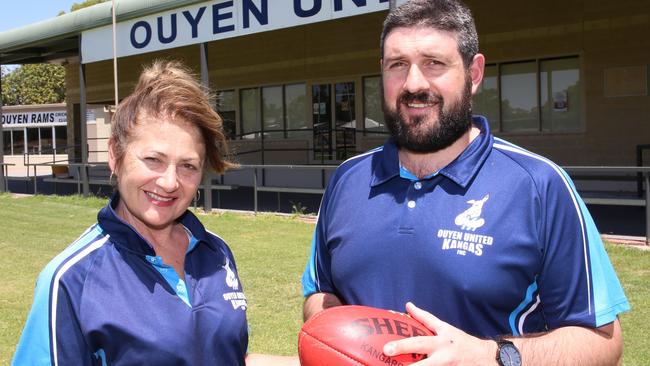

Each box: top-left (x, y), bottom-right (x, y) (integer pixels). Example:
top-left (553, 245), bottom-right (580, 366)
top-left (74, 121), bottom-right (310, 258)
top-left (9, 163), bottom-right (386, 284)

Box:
top-left (382, 78), bottom-right (473, 153)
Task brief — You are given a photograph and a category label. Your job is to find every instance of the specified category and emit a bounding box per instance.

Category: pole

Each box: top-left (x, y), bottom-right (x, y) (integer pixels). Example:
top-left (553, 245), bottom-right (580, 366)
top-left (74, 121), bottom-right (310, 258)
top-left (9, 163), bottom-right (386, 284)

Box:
top-left (79, 37), bottom-right (90, 197)
top-left (111, 0), bottom-right (119, 107)
top-left (645, 172), bottom-right (649, 245)
top-left (253, 168), bottom-right (258, 214)
top-left (0, 63), bottom-right (5, 192)
top-left (200, 43), bottom-right (213, 212)
top-left (389, 0), bottom-right (397, 11)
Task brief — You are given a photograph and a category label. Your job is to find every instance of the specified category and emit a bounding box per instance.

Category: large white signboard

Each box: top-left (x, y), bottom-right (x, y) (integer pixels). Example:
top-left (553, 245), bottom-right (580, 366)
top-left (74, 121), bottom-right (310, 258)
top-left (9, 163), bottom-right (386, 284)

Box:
top-left (81, 0), bottom-right (407, 64)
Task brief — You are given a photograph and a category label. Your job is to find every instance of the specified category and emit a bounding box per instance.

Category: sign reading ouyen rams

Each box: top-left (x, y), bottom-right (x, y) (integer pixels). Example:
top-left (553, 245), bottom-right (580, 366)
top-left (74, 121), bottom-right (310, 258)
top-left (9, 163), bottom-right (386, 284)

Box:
top-left (1, 111), bottom-right (67, 127)
top-left (81, 0), bottom-right (407, 64)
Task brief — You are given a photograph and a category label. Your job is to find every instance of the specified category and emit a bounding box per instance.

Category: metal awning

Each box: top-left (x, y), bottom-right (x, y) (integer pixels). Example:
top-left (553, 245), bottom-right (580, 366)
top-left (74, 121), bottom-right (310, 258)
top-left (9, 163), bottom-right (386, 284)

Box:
top-left (0, 0), bottom-right (206, 64)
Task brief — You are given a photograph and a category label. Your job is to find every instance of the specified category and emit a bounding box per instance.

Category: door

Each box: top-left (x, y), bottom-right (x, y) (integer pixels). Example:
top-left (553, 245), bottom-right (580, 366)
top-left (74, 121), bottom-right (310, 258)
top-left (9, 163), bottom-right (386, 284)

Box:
top-left (312, 81), bottom-right (357, 162)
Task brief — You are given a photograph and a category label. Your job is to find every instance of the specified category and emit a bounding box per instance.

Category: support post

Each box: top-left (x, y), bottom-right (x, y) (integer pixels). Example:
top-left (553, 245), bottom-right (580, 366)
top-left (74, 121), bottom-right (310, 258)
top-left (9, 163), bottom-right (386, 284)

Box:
top-left (111, 0), bottom-right (119, 107)
top-left (79, 37), bottom-right (90, 197)
top-left (0, 63), bottom-right (5, 193)
top-left (253, 168), bottom-right (258, 214)
top-left (637, 144), bottom-right (650, 197)
top-left (200, 43), bottom-right (213, 212)
top-left (389, 0), bottom-right (396, 11)
top-left (645, 172), bottom-right (649, 246)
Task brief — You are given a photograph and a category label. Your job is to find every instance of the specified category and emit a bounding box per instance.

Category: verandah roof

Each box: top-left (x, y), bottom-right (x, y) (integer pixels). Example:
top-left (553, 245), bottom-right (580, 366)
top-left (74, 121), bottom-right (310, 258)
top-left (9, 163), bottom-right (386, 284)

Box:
top-left (0, 0), bottom-right (204, 64)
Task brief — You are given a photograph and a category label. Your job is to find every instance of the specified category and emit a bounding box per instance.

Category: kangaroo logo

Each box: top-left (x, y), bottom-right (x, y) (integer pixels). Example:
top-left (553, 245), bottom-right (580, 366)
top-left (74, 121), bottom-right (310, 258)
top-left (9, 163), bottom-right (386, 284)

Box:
top-left (454, 194), bottom-right (489, 231)
top-left (223, 257), bottom-right (239, 290)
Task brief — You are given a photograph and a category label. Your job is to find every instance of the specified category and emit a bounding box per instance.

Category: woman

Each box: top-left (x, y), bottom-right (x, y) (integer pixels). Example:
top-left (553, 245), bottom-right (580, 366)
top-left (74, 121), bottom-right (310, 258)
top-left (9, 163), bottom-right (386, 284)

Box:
top-left (12, 61), bottom-right (297, 366)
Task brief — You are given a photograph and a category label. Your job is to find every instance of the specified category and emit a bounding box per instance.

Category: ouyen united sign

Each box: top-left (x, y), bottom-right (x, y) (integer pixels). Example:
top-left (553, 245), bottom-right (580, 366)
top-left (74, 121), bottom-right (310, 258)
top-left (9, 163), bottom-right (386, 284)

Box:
top-left (81, 0), bottom-right (407, 64)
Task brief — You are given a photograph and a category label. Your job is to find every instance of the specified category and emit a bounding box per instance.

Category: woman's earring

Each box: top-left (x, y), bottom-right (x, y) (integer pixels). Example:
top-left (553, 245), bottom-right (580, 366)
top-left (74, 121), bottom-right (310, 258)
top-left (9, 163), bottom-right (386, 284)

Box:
top-left (195, 189), bottom-right (201, 202)
top-left (109, 171), bottom-right (115, 186)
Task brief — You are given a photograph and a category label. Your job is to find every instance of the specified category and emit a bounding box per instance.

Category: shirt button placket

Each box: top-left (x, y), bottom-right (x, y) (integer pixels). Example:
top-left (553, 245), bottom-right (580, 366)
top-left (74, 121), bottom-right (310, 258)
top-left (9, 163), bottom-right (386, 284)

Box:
top-left (407, 181), bottom-right (422, 209)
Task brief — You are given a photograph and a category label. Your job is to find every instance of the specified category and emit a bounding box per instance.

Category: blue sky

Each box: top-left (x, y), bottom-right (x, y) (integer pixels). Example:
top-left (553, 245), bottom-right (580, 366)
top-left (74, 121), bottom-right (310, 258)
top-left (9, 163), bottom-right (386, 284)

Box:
top-left (0, 0), bottom-right (77, 32)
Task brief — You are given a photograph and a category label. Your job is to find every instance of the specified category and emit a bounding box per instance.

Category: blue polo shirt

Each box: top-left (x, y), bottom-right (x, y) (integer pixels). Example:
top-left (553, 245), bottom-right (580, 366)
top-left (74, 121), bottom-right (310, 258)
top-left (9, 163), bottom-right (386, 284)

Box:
top-left (13, 193), bottom-right (248, 365)
top-left (302, 116), bottom-right (630, 338)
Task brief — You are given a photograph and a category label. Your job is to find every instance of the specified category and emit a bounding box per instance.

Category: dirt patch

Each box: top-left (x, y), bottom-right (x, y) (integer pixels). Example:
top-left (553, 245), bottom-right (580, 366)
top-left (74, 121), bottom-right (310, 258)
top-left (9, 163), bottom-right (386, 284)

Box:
top-left (10, 193), bottom-right (32, 198)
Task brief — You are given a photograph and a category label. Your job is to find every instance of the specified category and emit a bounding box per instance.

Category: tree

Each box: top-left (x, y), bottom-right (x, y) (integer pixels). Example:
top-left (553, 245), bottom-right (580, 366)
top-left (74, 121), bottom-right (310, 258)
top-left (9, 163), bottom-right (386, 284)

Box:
top-left (58, 0), bottom-right (109, 14)
top-left (0, 65), bottom-right (8, 88)
top-left (57, 0), bottom-right (108, 16)
top-left (1, 65), bottom-right (17, 105)
top-left (3, 1), bottom-right (108, 105)
top-left (1, 64), bottom-right (66, 105)
top-left (71, 0), bottom-right (109, 11)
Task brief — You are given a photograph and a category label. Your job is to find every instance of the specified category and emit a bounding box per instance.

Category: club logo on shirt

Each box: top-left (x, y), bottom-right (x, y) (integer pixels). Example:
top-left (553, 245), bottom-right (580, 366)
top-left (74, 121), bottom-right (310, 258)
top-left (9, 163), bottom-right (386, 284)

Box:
top-left (436, 194), bottom-right (494, 257)
top-left (454, 194), bottom-right (489, 231)
top-left (223, 257), bottom-right (239, 290)
top-left (222, 257), bottom-right (247, 311)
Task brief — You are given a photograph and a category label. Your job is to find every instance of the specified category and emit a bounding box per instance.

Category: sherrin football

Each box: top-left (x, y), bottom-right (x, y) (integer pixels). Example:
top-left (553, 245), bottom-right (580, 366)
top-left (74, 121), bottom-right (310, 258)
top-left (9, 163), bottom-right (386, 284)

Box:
top-left (298, 305), bottom-right (434, 366)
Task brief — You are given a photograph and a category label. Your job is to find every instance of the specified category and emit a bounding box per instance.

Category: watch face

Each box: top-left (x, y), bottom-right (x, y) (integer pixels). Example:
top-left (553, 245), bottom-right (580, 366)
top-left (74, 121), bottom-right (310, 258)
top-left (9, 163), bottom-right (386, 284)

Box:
top-left (499, 343), bottom-right (522, 366)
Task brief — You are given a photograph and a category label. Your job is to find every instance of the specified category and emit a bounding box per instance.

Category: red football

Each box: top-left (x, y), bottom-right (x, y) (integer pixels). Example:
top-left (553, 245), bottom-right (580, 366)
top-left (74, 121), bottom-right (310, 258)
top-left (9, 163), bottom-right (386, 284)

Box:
top-left (299, 305), bottom-right (435, 366)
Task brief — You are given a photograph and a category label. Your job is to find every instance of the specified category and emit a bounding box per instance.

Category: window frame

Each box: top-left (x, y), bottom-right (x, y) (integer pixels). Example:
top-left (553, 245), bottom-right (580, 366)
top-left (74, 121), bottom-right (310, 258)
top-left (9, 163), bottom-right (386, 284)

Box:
top-left (227, 83), bottom-right (309, 140)
top-left (473, 55), bottom-right (583, 135)
top-left (2, 124), bottom-right (66, 156)
top-left (216, 89), bottom-right (238, 140)
top-left (361, 75), bottom-right (388, 137)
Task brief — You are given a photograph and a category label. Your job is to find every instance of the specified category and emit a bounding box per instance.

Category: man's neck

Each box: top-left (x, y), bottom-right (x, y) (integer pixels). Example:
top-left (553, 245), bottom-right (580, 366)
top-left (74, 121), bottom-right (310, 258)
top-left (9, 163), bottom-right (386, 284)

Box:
top-left (398, 125), bottom-right (481, 179)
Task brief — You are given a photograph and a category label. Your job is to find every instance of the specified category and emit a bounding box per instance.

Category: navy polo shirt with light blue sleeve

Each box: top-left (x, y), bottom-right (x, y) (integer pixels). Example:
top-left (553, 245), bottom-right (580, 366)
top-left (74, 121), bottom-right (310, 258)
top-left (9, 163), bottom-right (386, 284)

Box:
top-left (12, 193), bottom-right (248, 366)
top-left (302, 116), bottom-right (630, 339)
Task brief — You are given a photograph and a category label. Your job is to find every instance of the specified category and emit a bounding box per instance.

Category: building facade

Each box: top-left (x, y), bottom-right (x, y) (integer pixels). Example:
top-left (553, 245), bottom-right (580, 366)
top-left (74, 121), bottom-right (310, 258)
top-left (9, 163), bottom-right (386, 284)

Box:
top-left (59, 0), bottom-right (650, 169)
top-left (1, 103), bottom-right (110, 176)
top-left (1, 0), bottom-right (649, 200)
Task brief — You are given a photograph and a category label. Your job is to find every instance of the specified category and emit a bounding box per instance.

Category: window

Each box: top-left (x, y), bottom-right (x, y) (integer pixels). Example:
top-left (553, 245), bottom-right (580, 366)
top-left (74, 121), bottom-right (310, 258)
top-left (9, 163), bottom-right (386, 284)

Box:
top-left (240, 88), bottom-right (260, 139)
top-left (501, 61), bottom-right (538, 133)
top-left (472, 56), bottom-right (581, 133)
top-left (363, 76), bottom-right (387, 135)
top-left (285, 83), bottom-right (308, 138)
top-left (3, 131), bottom-right (11, 155)
top-left (2, 126), bottom-right (65, 155)
top-left (262, 86), bottom-right (284, 139)
top-left (473, 65), bottom-right (499, 132)
top-left (217, 90), bottom-right (236, 139)
top-left (27, 128), bottom-right (40, 154)
top-left (540, 58), bottom-right (581, 132)
top-left (13, 129), bottom-right (25, 155)
top-left (334, 82), bottom-right (356, 160)
top-left (312, 84), bottom-right (332, 160)
top-left (233, 84), bottom-right (308, 140)
top-left (55, 126), bottom-right (67, 154)
top-left (40, 127), bottom-right (53, 153)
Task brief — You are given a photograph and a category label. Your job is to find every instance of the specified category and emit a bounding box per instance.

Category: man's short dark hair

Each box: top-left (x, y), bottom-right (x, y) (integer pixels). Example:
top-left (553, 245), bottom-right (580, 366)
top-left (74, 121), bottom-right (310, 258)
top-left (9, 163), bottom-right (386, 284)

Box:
top-left (380, 0), bottom-right (479, 68)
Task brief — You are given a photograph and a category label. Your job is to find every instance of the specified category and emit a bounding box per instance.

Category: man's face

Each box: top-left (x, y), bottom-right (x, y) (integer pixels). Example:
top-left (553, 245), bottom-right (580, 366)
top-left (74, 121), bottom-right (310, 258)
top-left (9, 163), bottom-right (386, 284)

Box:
top-left (381, 26), bottom-right (479, 153)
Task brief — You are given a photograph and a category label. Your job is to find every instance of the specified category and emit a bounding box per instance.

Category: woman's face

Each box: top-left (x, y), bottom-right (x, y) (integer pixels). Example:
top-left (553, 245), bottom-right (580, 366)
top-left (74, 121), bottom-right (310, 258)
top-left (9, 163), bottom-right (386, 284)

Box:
top-left (109, 116), bottom-right (205, 231)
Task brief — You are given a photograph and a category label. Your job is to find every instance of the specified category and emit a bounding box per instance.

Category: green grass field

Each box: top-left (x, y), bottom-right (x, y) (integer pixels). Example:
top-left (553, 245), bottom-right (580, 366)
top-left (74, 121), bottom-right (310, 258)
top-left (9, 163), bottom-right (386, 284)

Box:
top-left (1, 194), bottom-right (648, 365)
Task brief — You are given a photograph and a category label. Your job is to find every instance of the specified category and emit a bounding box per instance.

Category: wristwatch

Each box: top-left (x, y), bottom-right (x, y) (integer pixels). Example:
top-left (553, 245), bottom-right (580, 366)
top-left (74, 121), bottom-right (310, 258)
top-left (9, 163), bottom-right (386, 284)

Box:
top-left (495, 339), bottom-right (521, 366)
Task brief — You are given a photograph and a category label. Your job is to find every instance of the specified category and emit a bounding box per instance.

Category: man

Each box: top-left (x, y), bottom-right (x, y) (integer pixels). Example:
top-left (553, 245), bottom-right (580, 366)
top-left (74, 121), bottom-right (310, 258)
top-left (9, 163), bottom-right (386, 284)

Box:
top-left (301, 0), bottom-right (630, 364)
